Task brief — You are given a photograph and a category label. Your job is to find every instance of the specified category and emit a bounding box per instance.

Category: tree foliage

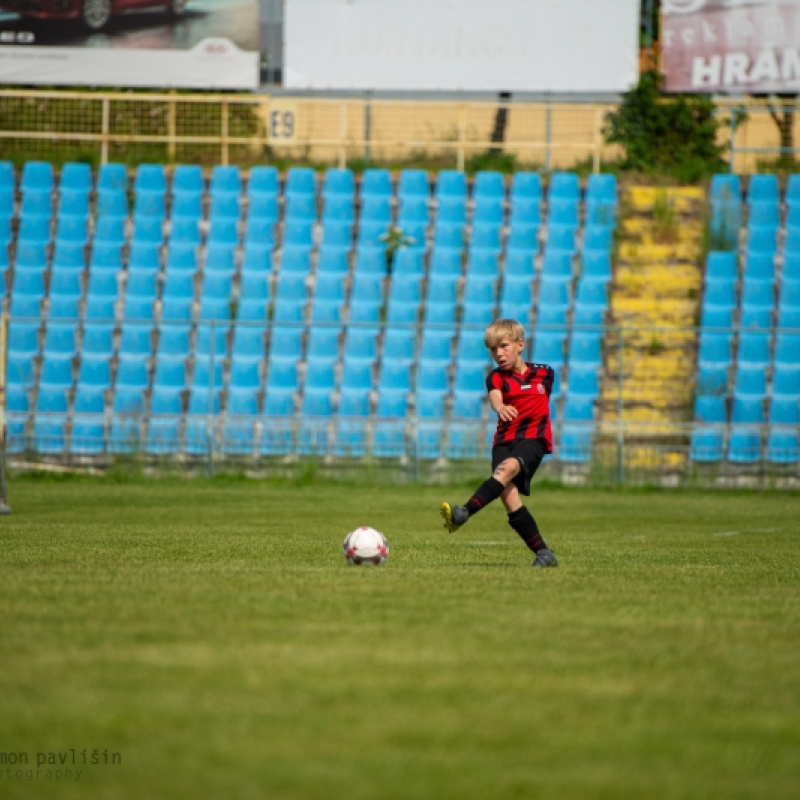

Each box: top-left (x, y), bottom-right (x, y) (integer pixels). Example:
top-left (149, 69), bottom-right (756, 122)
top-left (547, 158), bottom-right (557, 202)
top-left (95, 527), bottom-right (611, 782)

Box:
top-left (603, 70), bottom-right (727, 182)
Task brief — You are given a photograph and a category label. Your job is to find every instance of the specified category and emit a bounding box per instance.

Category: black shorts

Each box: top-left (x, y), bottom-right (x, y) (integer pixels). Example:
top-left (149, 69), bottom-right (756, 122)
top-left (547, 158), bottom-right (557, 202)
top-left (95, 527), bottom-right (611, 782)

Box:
top-left (491, 438), bottom-right (547, 496)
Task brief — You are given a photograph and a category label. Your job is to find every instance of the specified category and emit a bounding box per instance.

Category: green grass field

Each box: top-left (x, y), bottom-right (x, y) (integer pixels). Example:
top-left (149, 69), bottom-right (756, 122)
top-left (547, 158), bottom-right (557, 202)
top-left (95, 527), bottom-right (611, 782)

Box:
top-left (1, 475), bottom-right (798, 800)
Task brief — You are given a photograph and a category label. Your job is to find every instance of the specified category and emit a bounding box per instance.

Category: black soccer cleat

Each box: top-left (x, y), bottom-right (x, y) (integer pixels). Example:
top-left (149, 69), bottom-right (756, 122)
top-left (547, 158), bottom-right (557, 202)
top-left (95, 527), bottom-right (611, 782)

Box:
top-left (440, 502), bottom-right (469, 533)
top-left (531, 548), bottom-right (559, 568)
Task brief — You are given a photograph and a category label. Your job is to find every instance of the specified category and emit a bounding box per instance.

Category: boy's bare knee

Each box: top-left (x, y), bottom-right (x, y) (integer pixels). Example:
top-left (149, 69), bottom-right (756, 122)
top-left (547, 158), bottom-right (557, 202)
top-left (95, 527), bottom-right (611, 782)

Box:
top-left (493, 457), bottom-right (521, 484)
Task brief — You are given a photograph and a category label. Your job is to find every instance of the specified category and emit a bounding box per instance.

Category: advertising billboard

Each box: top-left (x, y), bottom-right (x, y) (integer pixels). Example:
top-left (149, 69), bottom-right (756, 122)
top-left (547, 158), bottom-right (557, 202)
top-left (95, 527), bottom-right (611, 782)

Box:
top-left (661, 0), bottom-right (800, 93)
top-left (0, 0), bottom-right (259, 89)
top-left (284, 0), bottom-right (640, 93)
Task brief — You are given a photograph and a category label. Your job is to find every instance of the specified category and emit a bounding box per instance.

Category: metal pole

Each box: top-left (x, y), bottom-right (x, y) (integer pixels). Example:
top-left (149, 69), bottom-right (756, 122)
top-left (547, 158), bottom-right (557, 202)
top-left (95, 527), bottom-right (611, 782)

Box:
top-left (644, 0), bottom-right (654, 52)
top-left (0, 311), bottom-right (11, 513)
top-left (364, 91), bottom-right (373, 163)
top-left (544, 94), bottom-right (552, 173)
top-left (207, 321), bottom-right (215, 478)
top-left (617, 325), bottom-right (624, 486)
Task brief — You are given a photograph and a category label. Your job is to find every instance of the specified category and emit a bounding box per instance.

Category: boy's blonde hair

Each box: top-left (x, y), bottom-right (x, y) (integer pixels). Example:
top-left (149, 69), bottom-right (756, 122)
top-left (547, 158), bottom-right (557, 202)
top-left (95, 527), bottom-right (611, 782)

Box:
top-left (484, 318), bottom-right (525, 349)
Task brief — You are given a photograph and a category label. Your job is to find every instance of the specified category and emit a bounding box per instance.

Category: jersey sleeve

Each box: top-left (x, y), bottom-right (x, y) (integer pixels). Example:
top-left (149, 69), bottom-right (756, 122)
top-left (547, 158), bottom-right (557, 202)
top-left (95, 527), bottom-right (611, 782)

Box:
top-left (486, 370), bottom-right (502, 394)
top-left (540, 364), bottom-right (555, 397)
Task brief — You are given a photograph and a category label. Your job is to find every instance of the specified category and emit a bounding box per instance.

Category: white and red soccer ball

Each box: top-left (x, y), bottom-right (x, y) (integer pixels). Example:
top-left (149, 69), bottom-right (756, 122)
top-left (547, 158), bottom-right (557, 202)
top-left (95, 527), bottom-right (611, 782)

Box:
top-left (342, 526), bottom-right (389, 566)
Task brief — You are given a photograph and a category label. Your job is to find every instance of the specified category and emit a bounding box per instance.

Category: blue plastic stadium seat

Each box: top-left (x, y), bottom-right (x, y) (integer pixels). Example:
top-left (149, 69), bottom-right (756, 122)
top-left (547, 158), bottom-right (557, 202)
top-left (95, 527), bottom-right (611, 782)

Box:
top-left (690, 425), bottom-right (724, 463)
top-left (505, 224), bottom-right (537, 255)
top-left (93, 217), bottom-right (126, 249)
top-left (767, 429), bottom-right (799, 464)
top-left (304, 358), bottom-right (336, 393)
top-left (221, 417), bottom-right (257, 456)
top-left (33, 417), bottom-right (67, 455)
top-left (51, 240), bottom-right (86, 273)
top-left (510, 172), bottom-right (543, 204)
top-left (133, 164), bottom-right (166, 195)
top-left (466, 248), bottom-right (499, 278)
top-left (471, 222), bottom-right (502, 252)
top-left (398, 169), bottom-right (429, 201)
top-left (746, 174), bottom-right (778, 204)
top-left (333, 419), bottom-right (368, 458)
top-left (283, 219), bottom-right (314, 248)
top-left (548, 198), bottom-right (579, 228)
top-left (586, 173), bottom-right (617, 204)
top-left (415, 421), bottom-right (444, 459)
top-left (285, 167), bottom-right (316, 198)
top-left (372, 419), bottom-right (406, 458)
top-left (58, 188), bottom-right (90, 219)
top-left (568, 331), bottom-right (603, 367)
top-left (316, 246), bottom-right (350, 277)
top-left (705, 251), bottom-right (738, 282)
top-left (0, 161), bottom-right (14, 196)
top-left (170, 191), bottom-right (202, 223)
top-left (338, 386), bottom-right (371, 417)
top-left (510, 195), bottom-right (542, 230)
top-left (247, 165), bottom-right (279, 197)
top-left (247, 193), bottom-right (279, 228)
top-left (703, 279), bottom-right (736, 310)
top-left (321, 220), bottom-right (353, 249)
top-left (746, 226), bottom-right (778, 255)
top-left (360, 196), bottom-right (392, 228)
top-left (69, 416), bottom-right (106, 456)
top-left (171, 164), bottom-right (204, 195)
top-left (548, 172), bottom-right (580, 203)
top-left (737, 331), bottom-right (771, 367)
top-left (133, 189), bottom-right (166, 221)
top-left (743, 251), bottom-right (775, 283)
top-left (210, 165), bottom-right (241, 197)
top-left (425, 246), bottom-right (459, 279)
top-left (17, 216), bottom-right (51, 245)
top-left (728, 426), bottom-right (762, 463)
top-left (473, 170), bottom-right (505, 202)
top-left (437, 196), bottom-right (467, 226)
top-left (453, 361), bottom-right (487, 394)
top-left (360, 168), bottom-right (392, 199)
top-left (733, 359), bottom-right (767, 394)
top-left (779, 280), bottom-right (800, 313)
top-left (21, 160), bottom-right (54, 193)
top-left (546, 224), bottom-right (577, 253)
top-left (538, 276), bottom-right (572, 311)
top-left (710, 174), bottom-right (740, 202)
top-left (323, 168), bottom-right (355, 201)
top-left (432, 223), bottom-right (464, 250)
top-left (748, 200), bottom-right (779, 229)
top-left (96, 189), bottom-right (128, 221)
top-left (559, 423), bottom-right (592, 463)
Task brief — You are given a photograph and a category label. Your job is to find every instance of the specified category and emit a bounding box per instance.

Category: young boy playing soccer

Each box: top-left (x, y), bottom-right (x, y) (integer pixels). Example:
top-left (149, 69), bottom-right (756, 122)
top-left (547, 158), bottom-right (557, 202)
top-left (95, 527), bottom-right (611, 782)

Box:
top-left (441, 318), bottom-right (559, 568)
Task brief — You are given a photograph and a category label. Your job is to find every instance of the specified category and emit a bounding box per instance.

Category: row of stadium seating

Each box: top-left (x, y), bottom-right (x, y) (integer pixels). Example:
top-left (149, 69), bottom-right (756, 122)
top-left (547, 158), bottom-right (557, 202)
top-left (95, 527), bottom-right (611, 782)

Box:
top-left (2, 161), bottom-right (615, 460)
top-left (692, 174), bottom-right (800, 465)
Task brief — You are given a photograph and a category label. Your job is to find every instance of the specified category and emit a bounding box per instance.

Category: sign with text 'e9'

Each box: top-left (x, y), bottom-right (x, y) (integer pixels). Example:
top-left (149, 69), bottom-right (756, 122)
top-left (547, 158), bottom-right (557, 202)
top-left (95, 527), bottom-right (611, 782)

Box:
top-left (661, 0), bottom-right (800, 93)
top-left (0, 0), bottom-right (259, 89)
top-left (267, 100), bottom-right (298, 144)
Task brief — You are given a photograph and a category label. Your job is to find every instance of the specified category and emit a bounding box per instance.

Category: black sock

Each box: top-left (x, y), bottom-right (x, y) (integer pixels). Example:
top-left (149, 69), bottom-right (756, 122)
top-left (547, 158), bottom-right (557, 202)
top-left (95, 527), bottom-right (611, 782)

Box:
top-left (507, 506), bottom-right (547, 552)
top-left (464, 477), bottom-right (505, 516)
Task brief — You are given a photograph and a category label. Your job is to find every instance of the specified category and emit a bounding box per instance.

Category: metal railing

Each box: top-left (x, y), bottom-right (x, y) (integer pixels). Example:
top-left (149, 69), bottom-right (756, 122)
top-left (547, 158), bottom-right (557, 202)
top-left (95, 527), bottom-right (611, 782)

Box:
top-left (2, 317), bottom-right (798, 489)
top-left (0, 89), bottom-right (795, 173)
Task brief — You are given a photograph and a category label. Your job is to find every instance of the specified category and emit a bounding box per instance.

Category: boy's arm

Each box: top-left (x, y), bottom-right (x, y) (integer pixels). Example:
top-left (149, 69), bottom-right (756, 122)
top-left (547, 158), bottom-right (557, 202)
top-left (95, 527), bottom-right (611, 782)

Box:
top-left (489, 389), bottom-right (518, 422)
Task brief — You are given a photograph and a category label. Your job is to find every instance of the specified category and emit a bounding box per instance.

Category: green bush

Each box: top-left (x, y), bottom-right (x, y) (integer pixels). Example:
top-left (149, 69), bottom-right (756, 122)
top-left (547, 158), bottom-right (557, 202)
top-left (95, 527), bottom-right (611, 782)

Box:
top-left (603, 70), bottom-right (727, 182)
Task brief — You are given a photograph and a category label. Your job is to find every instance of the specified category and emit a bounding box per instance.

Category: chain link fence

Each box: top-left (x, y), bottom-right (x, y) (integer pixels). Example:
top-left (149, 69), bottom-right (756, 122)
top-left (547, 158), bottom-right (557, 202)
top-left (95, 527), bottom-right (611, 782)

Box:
top-left (3, 318), bottom-right (797, 489)
top-left (0, 89), bottom-right (795, 173)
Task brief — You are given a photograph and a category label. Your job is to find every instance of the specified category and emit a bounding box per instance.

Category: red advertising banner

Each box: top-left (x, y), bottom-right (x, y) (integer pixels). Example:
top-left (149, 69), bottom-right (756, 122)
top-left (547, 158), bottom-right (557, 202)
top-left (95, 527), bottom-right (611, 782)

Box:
top-left (661, 0), bottom-right (800, 93)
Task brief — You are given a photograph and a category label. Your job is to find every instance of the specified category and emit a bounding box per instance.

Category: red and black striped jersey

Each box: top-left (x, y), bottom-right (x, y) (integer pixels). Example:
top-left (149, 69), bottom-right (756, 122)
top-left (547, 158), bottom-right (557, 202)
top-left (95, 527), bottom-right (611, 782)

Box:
top-left (485, 361), bottom-right (555, 450)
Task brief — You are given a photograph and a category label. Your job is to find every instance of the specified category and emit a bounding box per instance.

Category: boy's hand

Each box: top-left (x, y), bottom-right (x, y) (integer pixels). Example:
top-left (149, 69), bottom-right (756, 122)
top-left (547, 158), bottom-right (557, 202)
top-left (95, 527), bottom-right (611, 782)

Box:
top-left (495, 404), bottom-right (518, 422)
